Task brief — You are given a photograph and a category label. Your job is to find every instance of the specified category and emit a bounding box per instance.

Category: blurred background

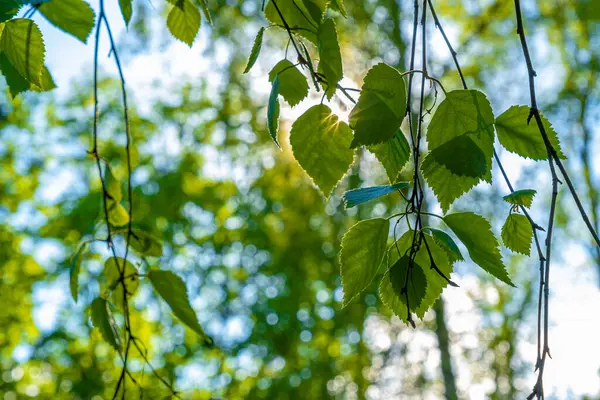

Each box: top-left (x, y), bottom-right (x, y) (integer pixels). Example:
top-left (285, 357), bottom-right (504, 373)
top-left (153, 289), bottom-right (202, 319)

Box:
top-left (0, 0), bottom-right (599, 398)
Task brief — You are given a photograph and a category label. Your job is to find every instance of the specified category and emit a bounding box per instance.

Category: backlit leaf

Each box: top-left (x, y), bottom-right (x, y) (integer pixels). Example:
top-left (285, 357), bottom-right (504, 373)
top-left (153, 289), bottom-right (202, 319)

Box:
top-left (39, 0), bottom-right (95, 43)
top-left (342, 182), bottom-right (409, 208)
top-left (426, 89), bottom-right (495, 149)
top-left (428, 135), bottom-right (488, 178)
top-left (289, 104), bottom-right (354, 197)
top-left (340, 218), bottom-right (389, 306)
top-left (501, 213), bottom-right (533, 255)
top-left (167, 0), bottom-right (201, 47)
top-left (368, 130), bottom-right (411, 183)
top-left (148, 270), bottom-right (213, 345)
top-left (0, 18), bottom-right (45, 86)
top-left (379, 256), bottom-right (427, 323)
top-left (495, 105), bottom-right (566, 160)
top-left (444, 212), bottom-right (514, 286)
top-left (349, 63), bottom-right (406, 147)
top-left (503, 189), bottom-right (536, 208)
top-left (387, 230), bottom-right (454, 319)
top-left (317, 18), bottom-right (342, 99)
top-left (268, 59), bottom-right (308, 107)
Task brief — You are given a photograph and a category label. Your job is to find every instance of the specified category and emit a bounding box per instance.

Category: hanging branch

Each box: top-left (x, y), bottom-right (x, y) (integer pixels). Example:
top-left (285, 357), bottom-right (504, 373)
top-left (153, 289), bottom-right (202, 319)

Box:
top-left (426, 0), bottom-right (556, 384)
top-left (90, 1), bottom-right (179, 398)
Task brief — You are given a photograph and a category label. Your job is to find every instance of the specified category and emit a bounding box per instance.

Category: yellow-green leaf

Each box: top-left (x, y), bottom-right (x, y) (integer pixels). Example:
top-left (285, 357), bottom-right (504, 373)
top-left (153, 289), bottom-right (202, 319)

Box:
top-left (0, 18), bottom-right (45, 86)
top-left (167, 0), bottom-right (201, 47)
top-left (495, 105), bottom-right (566, 160)
top-left (317, 18), bottom-right (342, 99)
top-left (127, 229), bottom-right (163, 257)
top-left (340, 218), bottom-right (389, 306)
top-left (104, 257), bottom-right (139, 308)
top-left (444, 212), bottom-right (514, 286)
top-left (268, 59), bottom-right (308, 107)
top-left (503, 189), bottom-right (536, 208)
top-left (349, 63), bottom-right (406, 148)
top-left (367, 130), bottom-right (411, 183)
top-left (501, 213), bottom-right (533, 256)
top-left (289, 104), bottom-right (354, 197)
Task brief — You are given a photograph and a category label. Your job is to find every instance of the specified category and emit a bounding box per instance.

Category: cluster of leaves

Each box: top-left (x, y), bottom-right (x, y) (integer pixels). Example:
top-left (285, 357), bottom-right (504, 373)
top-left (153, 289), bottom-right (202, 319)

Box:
top-left (244, 0), bottom-right (567, 326)
top-left (1, 0), bottom-right (220, 362)
top-left (0, 0), bottom-right (210, 98)
top-left (70, 166), bottom-right (212, 348)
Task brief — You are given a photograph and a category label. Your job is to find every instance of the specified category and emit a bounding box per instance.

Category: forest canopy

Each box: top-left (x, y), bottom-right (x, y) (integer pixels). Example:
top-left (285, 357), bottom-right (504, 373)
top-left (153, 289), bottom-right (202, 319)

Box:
top-left (0, 0), bottom-right (599, 399)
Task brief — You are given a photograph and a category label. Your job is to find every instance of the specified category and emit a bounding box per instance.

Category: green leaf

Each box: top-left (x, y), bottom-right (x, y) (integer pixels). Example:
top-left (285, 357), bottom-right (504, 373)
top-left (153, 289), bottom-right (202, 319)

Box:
top-left (317, 18), bottom-right (342, 99)
top-left (503, 189), bottom-right (536, 208)
top-left (349, 63), bottom-right (406, 148)
top-left (70, 241), bottom-right (89, 303)
top-left (0, 52), bottom-right (29, 97)
top-left (268, 59), bottom-right (308, 107)
top-left (444, 212), bottom-right (514, 286)
top-left (342, 182), bottom-right (409, 208)
top-left (0, 18), bottom-right (45, 87)
top-left (104, 257), bottom-right (139, 308)
top-left (0, 53), bottom-right (55, 96)
top-left (368, 130), bottom-right (411, 183)
top-left (421, 96), bottom-right (495, 212)
top-left (105, 165), bottom-right (122, 204)
top-left (30, 66), bottom-right (56, 92)
top-left (423, 228), bottom-right (464, 263)
top-left (264, 0), bottom-right (323, 44)
top-left (495, 105), bottom-right (566, 160)
top-left (243, 27), bottom-right (264, 74)
top-left (501, 213), bottom-right (533, 256)
top-left (421, 155), bottom-right (484, 213)
top-left (0, 0), bottom-right (21, 23)
top-left (330, 0), bottom-right (347, 17)
top-left (127, 229), bottom-right (163, 257)
top-left (108, 203), bottom-right (129, 227)
top-left (38, 0), bottom-right (95, 43)
top-left (339, 218), bottom-right (389, 306)
top-left (379, 256), bottom-right (427, 323)
top-left (426, 89), bottom-right (495, 150)
top-left (387, 230), bottom-right (454, 319)
top-left (167, 0), bottom-right (201, 47)
top-left (90, 297), bottom-right (121, 350)
top-left (267, 76), bottom-right (280, 147)
top-left (118, 0), bottom-right (132, 26)
top-left (104, 165), bottom-right (129, 226)
top-left (428, 135), bottom-right (488, 178)
top-left (148, 270), bottom-right (213, 345)
top-left (289, 104), bottom-right (354, 197)
top-left (196, 0), bottom-right (212, 25)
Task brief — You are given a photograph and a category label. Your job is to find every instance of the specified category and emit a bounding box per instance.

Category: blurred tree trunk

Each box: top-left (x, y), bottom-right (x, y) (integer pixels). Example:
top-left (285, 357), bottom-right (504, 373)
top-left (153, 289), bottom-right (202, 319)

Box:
top-left (433, 299), bottom-right (458, 400)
